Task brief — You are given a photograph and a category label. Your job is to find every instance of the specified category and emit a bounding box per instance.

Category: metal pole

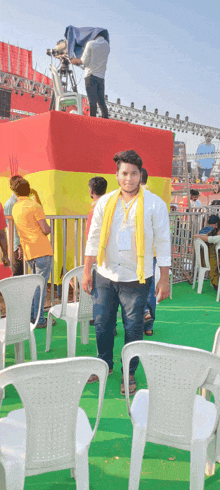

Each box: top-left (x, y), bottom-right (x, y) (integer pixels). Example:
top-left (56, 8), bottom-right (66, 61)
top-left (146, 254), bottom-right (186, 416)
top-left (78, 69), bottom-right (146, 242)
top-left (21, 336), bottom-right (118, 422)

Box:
top-left (50, 218), bottom-right (55, 306)
top-left (63, 219), bottom-right (67, 276)
top-left (183, 145), bottom-right (191, 212)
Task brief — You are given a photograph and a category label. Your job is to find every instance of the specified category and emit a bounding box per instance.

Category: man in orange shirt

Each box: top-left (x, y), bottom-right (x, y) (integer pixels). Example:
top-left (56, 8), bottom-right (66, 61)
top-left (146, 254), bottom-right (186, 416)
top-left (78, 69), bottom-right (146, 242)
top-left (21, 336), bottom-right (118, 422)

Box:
top-left (12, 179), bottom-right (53, 328)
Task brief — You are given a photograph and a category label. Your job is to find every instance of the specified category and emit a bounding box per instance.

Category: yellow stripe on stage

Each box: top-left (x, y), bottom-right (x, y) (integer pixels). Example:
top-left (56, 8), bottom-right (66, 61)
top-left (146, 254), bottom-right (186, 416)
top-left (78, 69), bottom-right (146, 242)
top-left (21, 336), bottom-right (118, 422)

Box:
top-left (0, 170), bottom-right (171, 284)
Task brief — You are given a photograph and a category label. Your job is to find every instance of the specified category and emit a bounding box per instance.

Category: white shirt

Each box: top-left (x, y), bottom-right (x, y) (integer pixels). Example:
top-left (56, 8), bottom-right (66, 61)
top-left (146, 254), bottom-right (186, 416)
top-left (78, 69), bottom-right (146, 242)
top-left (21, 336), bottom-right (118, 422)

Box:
top-left (81, 37), bottom-right (110, 79)
top-left (208, 235), bottom-right (220, 245)
top-left (85, 188), bottom-right (171, 282)
top-left (191, 199), bottom-right (201, 208)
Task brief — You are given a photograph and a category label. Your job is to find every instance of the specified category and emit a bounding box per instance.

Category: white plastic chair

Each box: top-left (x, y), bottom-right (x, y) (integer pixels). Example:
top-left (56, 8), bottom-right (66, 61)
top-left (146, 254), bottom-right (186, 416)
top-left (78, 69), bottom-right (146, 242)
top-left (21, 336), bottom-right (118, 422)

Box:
top-left (215, 243), bottom-right (220, 302)
top-left (122, 340), bottom-right (220, 490)
top-left (0, 275), bottom-right (44, 368)
top-left (192, 238), bottom-right (210, 294)
top-left (50, 64), bottom-right (83, 114)
top-left (200, 325), bottom-right (220, 471)
top-left (0, 356), bottom-right (108, 490)
top-left (46, 265), bottom-right (94, 357)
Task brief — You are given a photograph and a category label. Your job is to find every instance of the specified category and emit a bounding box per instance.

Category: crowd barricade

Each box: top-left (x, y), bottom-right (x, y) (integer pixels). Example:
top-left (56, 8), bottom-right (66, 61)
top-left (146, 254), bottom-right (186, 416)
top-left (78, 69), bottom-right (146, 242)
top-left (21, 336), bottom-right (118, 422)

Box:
top-left (169, 207), bottom-right (220, 284)
top-left (3, 208), bottom-right (220, 306)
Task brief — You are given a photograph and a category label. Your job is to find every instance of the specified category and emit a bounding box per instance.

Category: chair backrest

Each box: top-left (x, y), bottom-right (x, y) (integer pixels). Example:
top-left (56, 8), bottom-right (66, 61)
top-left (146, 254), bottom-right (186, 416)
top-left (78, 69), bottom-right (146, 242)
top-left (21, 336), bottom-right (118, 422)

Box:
top-left (0, 357), bottom-right (108, 474)
top-left (61, 265), bottom-right (94, 320)
top-left (122, 341), bottom-right (220, 447)
top-left (50, 64), bottom-right (63, 97)
top-left (194, 238), bottom-right (210, 269)
top-left (0, 275), bottom-right (44, 343)
top-left (215, 243), bottom-right (220, 273)
top-left (50, 64), bottom-right (83, 114)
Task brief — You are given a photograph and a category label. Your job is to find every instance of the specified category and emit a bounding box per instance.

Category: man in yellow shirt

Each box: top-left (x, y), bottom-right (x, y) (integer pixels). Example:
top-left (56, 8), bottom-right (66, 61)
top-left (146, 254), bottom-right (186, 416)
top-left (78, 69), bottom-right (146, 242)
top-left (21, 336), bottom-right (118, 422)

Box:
top-left (12, 179), bottom-right (53, 328)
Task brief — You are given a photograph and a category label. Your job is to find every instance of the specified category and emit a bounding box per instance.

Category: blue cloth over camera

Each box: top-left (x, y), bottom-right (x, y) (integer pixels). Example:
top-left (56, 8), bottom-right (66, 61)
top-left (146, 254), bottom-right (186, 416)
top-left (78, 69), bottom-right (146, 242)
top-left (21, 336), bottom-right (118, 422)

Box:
top-left (64, 26), bottom-right (110, 60)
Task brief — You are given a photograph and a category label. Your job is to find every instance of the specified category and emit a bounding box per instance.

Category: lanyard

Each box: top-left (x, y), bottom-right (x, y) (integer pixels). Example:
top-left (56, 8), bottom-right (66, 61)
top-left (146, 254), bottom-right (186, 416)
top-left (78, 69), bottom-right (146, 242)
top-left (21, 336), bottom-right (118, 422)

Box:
top-left (120, 194), bottom-right (138, 223)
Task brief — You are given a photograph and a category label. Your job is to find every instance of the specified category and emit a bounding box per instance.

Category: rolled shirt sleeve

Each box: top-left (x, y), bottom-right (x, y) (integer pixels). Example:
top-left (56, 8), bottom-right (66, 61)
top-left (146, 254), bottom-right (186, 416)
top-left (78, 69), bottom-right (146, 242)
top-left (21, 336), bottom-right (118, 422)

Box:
top-left (208, 235), bottom-right (220, 245)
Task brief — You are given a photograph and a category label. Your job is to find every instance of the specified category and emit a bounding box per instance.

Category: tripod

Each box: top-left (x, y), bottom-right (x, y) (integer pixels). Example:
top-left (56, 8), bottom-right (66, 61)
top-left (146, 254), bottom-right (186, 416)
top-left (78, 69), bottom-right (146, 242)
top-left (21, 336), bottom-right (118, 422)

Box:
top-left (49, 56), bottom-right (78, 111)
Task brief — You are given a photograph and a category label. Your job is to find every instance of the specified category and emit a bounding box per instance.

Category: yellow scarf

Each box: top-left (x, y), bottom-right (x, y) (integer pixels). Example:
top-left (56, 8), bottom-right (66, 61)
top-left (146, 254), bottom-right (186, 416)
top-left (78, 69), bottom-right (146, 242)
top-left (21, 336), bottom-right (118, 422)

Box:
top-left (97, 186), bottom-right (145, 283)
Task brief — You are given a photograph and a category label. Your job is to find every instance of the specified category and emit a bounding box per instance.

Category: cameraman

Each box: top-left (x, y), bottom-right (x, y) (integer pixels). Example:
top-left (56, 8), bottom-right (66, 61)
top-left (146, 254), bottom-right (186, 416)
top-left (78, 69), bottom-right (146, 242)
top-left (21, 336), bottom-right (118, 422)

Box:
top-left (70, 34), bottom-right (110, 118)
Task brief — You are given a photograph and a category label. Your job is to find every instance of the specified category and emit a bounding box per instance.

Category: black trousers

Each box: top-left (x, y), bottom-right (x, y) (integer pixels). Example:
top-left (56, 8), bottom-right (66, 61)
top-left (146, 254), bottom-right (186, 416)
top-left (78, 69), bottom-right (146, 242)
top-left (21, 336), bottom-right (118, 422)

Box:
top-left (85, 75), bottom-right (108, 118)
top-left (13, 249), bottom-right (24, 276)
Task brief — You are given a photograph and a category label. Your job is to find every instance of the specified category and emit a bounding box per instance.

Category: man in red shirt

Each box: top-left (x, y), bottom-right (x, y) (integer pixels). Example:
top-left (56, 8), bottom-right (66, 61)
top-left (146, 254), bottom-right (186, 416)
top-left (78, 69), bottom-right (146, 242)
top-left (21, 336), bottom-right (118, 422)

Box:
top-left (86, 177), bottom-right (107, 240)
top-left (0, 203), bottom-right (10, 267)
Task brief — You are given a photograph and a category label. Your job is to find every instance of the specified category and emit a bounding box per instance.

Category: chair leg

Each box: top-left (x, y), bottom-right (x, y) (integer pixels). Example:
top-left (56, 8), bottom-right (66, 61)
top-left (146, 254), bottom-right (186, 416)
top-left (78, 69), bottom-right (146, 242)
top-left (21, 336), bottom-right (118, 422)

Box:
top-left (192, 268), bottom-right (197, 290)
top-left (0, 459), bottom-right (25, 490)
top-left (29, 332), bottom-right (37, 361)
top-left (14, 342), bottom-right (25, 364)
top-left (75, 449), bottom-right (89, 490)
top-left (197, 269), bottom-right (206, 294)
top-left (0, 463), bottom-right (6, 490)
top-left (190, 440), bottom-right (209, 490)
top-left (80, 320), bottom-right (89, 345)
top-left (169, 274), bottom-right (172, 299)
top-left (0, 344), bottom-right (5, 399)
top-left (128, 425), bottom-right (146, 490)
top-left (45, 311), bottom-right (53, 352)
top-left (216, 280), bottom-right (220, 302)
top-left (205, 437), bottom-right (216, 476)
top-left (66, 316), bottom-right (77, 357)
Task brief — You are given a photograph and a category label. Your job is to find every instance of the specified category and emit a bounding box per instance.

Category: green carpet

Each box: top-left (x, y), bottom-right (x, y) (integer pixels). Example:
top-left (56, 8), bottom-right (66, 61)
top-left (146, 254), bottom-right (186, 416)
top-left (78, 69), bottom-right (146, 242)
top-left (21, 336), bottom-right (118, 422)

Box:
top-left (2, 281), bottom-right (220, 489)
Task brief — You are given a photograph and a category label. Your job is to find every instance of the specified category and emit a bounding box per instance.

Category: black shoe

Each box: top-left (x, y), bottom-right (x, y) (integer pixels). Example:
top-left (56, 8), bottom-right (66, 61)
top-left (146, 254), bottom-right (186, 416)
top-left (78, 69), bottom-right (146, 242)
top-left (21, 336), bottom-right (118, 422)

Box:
top-left (90, 319), bottom-right (95, 325)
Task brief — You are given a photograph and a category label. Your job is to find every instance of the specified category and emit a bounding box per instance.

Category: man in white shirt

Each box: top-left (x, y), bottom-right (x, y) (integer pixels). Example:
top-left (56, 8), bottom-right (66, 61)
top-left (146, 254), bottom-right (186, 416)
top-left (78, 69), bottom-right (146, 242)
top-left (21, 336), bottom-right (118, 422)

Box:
top-left (70, 34), bottom-right (110, 118)
top-left (82, 150), bottom-right (171, 395)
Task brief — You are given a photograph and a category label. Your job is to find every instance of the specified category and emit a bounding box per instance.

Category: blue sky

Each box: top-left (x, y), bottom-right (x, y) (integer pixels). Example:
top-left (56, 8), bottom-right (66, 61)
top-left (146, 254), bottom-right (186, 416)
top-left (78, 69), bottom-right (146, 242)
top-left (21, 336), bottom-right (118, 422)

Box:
top-left (1, 0), bottom-right (220, 129)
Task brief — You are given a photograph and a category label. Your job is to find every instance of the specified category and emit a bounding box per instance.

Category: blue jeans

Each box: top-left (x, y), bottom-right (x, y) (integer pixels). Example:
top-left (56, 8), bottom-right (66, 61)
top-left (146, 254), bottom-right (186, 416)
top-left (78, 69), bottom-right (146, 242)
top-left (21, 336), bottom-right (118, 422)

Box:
top-left (144, 257), bottom-right (157, 331)
top-left (91, 271), bottom-right (152, 374)
top-left (27, 255), bottom-right (53, 325)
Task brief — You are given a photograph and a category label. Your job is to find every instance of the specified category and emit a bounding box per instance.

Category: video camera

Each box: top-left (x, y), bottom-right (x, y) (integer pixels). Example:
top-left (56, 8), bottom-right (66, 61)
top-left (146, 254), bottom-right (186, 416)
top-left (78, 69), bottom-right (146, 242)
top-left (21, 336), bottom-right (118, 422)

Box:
top-left (46, 39), bottom-right (68, 59)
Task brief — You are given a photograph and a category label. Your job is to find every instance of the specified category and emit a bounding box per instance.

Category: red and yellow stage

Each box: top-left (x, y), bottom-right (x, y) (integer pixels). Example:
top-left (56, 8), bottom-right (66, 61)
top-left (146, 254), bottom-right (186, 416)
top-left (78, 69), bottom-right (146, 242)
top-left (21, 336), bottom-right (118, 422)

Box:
top-left (0, 111), bottom-right (173, 282)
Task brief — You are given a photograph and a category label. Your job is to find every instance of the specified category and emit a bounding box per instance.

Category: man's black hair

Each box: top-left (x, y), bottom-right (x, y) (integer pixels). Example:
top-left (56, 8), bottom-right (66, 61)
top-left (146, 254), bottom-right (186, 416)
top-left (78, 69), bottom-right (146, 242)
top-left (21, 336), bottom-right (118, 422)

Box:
top-left (89, 177), bottom-right (107, 196)
top-left (113, 150), bottom-right (143, 172)
top-left (13, 179), bottom-right (30, 197)
top-left (141, 168), bottom-right (148, 184)
top-left (207, 215), bottom-right (219, 225)
top-left (190, 189), bottom-right (199, 197)
top-left (10, 175), bottom-right (23, 188)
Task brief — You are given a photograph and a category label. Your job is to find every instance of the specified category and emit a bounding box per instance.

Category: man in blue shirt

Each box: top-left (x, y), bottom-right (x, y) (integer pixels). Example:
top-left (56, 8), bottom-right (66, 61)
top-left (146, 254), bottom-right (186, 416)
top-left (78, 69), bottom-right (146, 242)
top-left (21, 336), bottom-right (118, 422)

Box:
top-left (4, 175), bottom-right (23, 276)
top-left (196, 132), bottom-right (215, 178)
top-left (199, 215), bottom-right (219, 235)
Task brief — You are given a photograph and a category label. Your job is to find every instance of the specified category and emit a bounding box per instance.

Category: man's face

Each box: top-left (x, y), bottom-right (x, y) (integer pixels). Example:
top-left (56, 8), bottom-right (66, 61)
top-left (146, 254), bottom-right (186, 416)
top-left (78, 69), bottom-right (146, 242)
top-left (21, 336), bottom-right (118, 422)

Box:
top-left (205, 134), bottom-right (212, 145)
top-left (116, 163), bottom-right (141, 194)
top-left (190, 195), bottom-right (198, 202)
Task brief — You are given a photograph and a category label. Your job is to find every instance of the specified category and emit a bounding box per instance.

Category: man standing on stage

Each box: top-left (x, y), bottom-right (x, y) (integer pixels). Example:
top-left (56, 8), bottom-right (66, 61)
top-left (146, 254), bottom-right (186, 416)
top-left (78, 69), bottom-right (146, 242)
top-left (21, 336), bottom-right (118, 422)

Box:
top-left (82, 150), bottom-right (171, 395)
top-left (70, 34), bottom-right (110, 118)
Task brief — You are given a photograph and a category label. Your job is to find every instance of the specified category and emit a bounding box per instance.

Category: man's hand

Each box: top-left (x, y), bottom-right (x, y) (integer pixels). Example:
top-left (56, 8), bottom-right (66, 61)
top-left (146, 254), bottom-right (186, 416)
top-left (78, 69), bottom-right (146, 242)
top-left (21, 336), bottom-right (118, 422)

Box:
top-left (70, 56), bottom-right (82, 66)
top-left (82, 271), bottom-right (93, 295)
top-left (18, 245), bottom-right (23, 261)
top-left (2, 254), bottom-right (10, 267)
top-left (82, 256), bottom-right (96, 295)
top-left (155, 266), bottom-right (170, 303)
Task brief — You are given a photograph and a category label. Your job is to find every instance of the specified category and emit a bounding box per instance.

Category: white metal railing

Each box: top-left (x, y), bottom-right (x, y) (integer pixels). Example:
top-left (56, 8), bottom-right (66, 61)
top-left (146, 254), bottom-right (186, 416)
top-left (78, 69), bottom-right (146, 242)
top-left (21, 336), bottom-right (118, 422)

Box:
top-left (4, 209), bottom-right (220, 306)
